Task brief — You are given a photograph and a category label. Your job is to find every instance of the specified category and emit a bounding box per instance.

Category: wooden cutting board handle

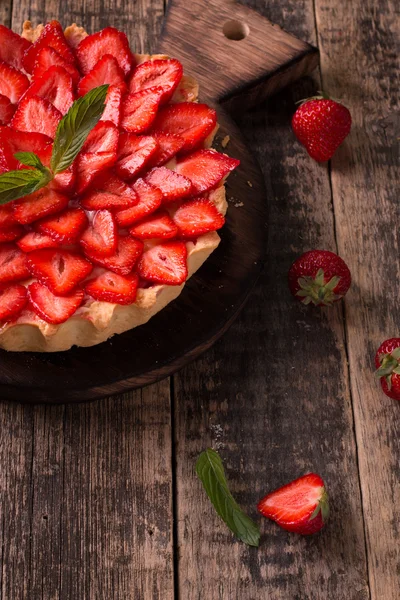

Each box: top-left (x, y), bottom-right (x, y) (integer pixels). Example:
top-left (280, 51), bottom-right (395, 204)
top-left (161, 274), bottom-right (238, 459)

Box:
top-left (158, 0), bottom-right (318, 107)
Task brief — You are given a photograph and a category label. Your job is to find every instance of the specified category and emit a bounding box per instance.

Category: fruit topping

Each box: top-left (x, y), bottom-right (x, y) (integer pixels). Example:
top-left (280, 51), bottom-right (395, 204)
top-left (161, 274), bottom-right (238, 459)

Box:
top-left (129, 210), bottom-right (178, 240)
top-left (28, 282), bottom-right (84, 324)
top-left (173, 198), bottom-right (225, 238)
top-left (17, 231), bottom-right (60, 253)
top-left (84, 235), bottom-right (143, 275)
top-left (32, 46), bottom-right (80, 85)
top-left (138, 241), bottom-right (187, 285)
top-left (85, 271), bottom-right (139, 304)
top-left (11, 95), bottom-right (62, 138)
top-left (0, 283), bottom-right (28, 321)
top-left (27, 249), bottom-right (93, 295)
top-left (0, 61), bottom-right (29, 104)
top-left (0, 24), bottom-right (31, 71)
top-left (76, 27), bottom-right (134, 76)
top-left (78, 54), bottom-right (126, 96)
top-left (176, 149), bottom-right (239, 194)
top-left (152, 103), bottom-right (217, 152)
top-left (13, 188), bottom-right (69, 225)
top-left (0, 243), bottom-right (30, 284)
top-left (115, 133), bottom-right (158, 180)
top-left (145, 166), bottom-right (193, 203)
top-left (147, 131), bottom-right (185, 167)
top-left (129, 58), bottom-right (183, 104)
top-left (23, 65), bottom-right (75, 114)
top-left (80, 172), bottom-right (138, 211)
top-left (121, 87), bottom-right (164, 133)
top-left (23, 20), bottom-right (75, 74)
top-left (0, 95), bottom-right (15, 126)
top-left (115, 179), bottom-right (162, 226)
top-left (80, 209), bottom-right (117, 257)
top-left (37, 207), bottom-right (88, 243)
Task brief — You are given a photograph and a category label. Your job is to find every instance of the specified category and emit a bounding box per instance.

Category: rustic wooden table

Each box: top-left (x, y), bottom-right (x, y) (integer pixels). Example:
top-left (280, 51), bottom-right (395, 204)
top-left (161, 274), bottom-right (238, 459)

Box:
top-left (0, 0), bottom-right (398, 599)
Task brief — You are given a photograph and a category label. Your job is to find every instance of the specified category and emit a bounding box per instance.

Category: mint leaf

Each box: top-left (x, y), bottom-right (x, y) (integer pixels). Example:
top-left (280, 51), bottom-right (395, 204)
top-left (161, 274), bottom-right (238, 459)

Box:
top-left (14, 151), bottom-right (46, 171)
top-left (51, 84), bottom-right (109, 174)
top-left (0, 169), bottom-right (52, 205)
top-left (196, 448), bottom-right (260, 547)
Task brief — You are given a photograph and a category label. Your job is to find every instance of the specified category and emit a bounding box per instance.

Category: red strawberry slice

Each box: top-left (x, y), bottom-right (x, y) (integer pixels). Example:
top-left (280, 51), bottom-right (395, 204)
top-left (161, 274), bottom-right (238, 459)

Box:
top-left (115, 179), bottom-right (162, 226)
top-left (0, 94), bottom-right (16, 125)
top-left (37, 207), bottom-right (88, 243)
top-left (0, 224), bottom-right (24, 243)
top-left (27, 142), bottom-right (75, 193)
top-left (80, 210), bottom-right (117, 257)
top-left (22, 20), bottom-right (75, 74)
top-left (137, 241), bottom-right (187, 285)
top-left (144, 166), bottom-right (193, 203)
top-left (175, 149), bottom-right (240, 194)
top-left (0, 24), bottom-right (31, 71)
top-left (17, 231), bottom-right (60, 253)
top-left (173, 198), bottom-right (225, 238)
top-left (27, 249), bottom-right (93, 295)
top-left (77, 54), bottom-right (126, 96)
top-left (129, 59), bottom-right (183, 104)
top-left (100, 85), bottom-right (124, 127)
top-left (85, 271), bottom-right (138, 305)
top-left (121, 87), bottom-right (164, 134)
top-left (0, 61), bottom-right (29, 104)
top-left (23, 66), bottom-right (75, 114)
top-left (28, 282), bottom-right (84, 324)
top-left (0, 243), bottom-right (30, 285)
top-left (80, 172), bottom-right (138, 211)
top-left (84, 236), bottom-right (143, 276)
top-left (13, 188), bottom-right (69, 225)
top-left (76, 151), bottom-right (117, 194)
top-left (129, 210), bottom-right (178, 240)
top-left (0, 139), bottom-right (16, 173)
top-left (115, 133), bottom-right (158, 180)
top-left (76, 27), bottom-right (134, 76)
top-left (32, 46), bottom-right (80, 85)
top-left (0, 283), bottom-right (28, 321)
top-left (82, 120), bottom-right (119, 154)
top-left (11, 95), bottom-right (62, 138)
top-left (152, 103), bottom-right (217, 152)
top-left (148, 131), bottom-right (186, 168)
top-left (0, 128), bottom-right (52, 158)
top-left (0, 204), bottom-right (17, 227)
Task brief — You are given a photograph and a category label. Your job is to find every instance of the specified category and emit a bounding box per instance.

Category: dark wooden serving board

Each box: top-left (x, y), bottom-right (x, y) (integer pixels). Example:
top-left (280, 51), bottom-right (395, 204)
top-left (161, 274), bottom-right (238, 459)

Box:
top-left (0, 0), bottom-right (318, 403)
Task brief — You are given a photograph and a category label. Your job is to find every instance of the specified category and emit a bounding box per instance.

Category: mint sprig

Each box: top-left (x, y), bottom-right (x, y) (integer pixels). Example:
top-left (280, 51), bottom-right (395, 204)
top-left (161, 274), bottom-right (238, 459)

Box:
top-left (14, 151), bottom-right (49, 174)
top-left (0, 169), bottom-right (52, 205)
top-left (196, 448), bottom-right (260, 547)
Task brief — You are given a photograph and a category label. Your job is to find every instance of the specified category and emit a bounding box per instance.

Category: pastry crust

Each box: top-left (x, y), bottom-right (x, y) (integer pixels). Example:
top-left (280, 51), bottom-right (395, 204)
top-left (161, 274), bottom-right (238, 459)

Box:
top-left (0, 24), bottom-right (227, 352)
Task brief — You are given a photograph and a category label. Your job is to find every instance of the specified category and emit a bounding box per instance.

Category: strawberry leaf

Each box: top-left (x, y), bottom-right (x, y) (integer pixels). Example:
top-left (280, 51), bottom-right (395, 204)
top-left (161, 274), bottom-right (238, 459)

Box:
top-left (0, 169), bottom-right (52, 205)
top-left (196, 448), bottom-right (260, 547)
top-left (51, 84), bottom-right (109, 174)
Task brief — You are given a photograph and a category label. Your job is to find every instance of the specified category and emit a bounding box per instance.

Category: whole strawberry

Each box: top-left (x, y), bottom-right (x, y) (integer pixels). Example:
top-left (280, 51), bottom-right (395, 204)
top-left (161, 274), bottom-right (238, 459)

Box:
top-left (375, 338), bottom-right (400, 400)
top-left (288, 249), bottom-right (351, 306)
top-left (258, 473), bottom-right (329, 535)
top-left (292, 93), bottom-right (351, 162)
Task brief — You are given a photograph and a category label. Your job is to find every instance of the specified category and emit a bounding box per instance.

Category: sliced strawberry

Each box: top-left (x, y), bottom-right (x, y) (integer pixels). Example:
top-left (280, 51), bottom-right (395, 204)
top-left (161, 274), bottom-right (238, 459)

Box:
top-left (82, 120), bottom-right (119, 154)
top-left (0, 224), bottom-right (24, 243)
top-left (76, 27), bottom-right (134, 76)
top-left (0, 128), bottom-right (52, 159)
top-left (152, 103), bottom-right (217, 153)
top-left (13, 188), bottom-right (69, 225)
top-left (100, 85), bottom-right (124, 127)
top-left (23, 66), bottom-right (74, 114)
top-left (144, 166), bottom-right (193, 203)
top-left (11, 95), bottom-right (62, 138)
top-left (32, 46), bottom-right (80, 86)
top-left (28, 282), bottom-right (84, 324)
top-left (22, 20), bottom-right (76, 74)
top-left (0, 243), bottom-right (30, 285)
top-left (175, 149), bottom-right (240, 194)
top-left (0, 203), bottom-right (17, 227)
top-left (137, 241), bottom-right (187, 285)
top-left (0, 283), bottom-right (28, 321)
top-left (29, 142), bottom-right (75, 193)
top-left (27, 249), bottom-right (93, 295)
top-left (84, 236), bottom-right (143, 275)
top-left (0, 94), bottom-right (15, 125)
top-left (17, 231), bottom-right (61, 253)
top-left (173, 198), bottom-right (225, 238)
top-left (129, 59), bottom-right (183, 104)
top-left (121, 87), bottom-right (164, 134)
top-left (148, 131), bottom-right (186, 168)
top-left (0, 24), bottom-right (31, 71)
top-left (0, 138), bottom-right (16, 173)
top-left (115, 179), bottom-right (162, 226)
top-left (80, 171), bottom-right (137, 211)
top-left (37, 207), bottom-right (88, 243)
top-left (85, 271), bottom-right (138, 305)
top-left (78, 54), bottom-right (126, 96)
top-left (80, 210), bottom-right (117, 257)
top-left (115, 133), bottom-right (158, 180)
top-left (76, 151), bottom-right (117, 194)
top-left (0, 61), bottom-right (29, 104)
top-left (129, 210), bottom-right (178, 240)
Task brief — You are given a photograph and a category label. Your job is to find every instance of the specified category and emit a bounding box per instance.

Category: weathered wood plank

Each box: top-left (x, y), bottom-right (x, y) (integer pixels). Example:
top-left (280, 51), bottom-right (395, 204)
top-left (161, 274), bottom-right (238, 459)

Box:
top-left (314, 0), bottom-right (400, 597)
top-left (173, 1), bottom-right (370, 598)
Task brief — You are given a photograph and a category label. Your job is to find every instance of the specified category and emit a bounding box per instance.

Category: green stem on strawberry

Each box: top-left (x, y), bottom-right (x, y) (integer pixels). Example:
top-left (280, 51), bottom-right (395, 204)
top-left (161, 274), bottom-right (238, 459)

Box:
top-left (375, 347), bottom-right (400, 390)
top-left (296, 268), bottom-right (341, 305)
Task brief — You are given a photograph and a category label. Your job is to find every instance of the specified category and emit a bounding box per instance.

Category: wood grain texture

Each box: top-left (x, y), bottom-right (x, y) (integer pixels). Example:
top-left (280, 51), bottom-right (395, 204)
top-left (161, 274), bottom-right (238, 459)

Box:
top-left (314, 0), bottom-right (400, 597)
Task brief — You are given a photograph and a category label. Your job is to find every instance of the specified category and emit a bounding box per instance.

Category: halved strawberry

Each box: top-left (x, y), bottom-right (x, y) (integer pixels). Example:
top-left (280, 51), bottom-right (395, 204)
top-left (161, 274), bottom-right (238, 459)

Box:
top-left (0, 94), bottom-right (16, 125)
top-left (23, 66), bottom-right (75, 114)
top-left (85, 271), bottom-right (138, 305)
top-left (32, 46), bottom-right (80, 85)
top-left (27, 249), bottom-right (93, 295)
top-left (137, 241), bottom-right (187, 285)
top-left (148, 131), bottom-right (186, 168)
top-left (0, 24), bottom-right (31, 71)
top-left (152, 103), bottom-right (217, 153)
top-left (129, 210), bottom-right (178, 240)
top-left (84, 236), bottom-right (143, 276)
top-left (129, 59), bottom-right (183, 104)
top-left (115, 133), bottom-right (158, 180)
top-left (22, 20), bottom-right (75, 74)
top-left (13, 188), bottom-right (69, 225)
top-left (17, 231), bottom-right (60, 253)
top-left (0, 243), bottom-right (30, 285)
top-left (175, 149), bottom-right (240, 194)
top-left (0, 284), bottom-right (28, 321)
top-left (76, 27), bottom-right (134, 76)
top-left (80, 210), bottom-right (117, 257)
top-left (80, 171), bottom-right (138, 211)
top-left (0, 203), bottom-right (17, 227)
top-left (76, 151), bottom-right (118, 194)
top-left (78, 54), bottom-right (126, 96)
top-left (28, 282), bottom-right (84, 324)
top-left (0, 61), bottom-right (29, 104)
top-left (11, 95), bottom-right (62, 138)
top-left (173, 198), bottom-right (225, 238)
top-left (0, 224), bottom-right (24, 243)
top-left (121, 87), bottom-right (164, 134)
top-left (37, 207), bottom-right (88, 243)
top-left (100, 85), bottom-right (124, 127)
top-left (83, 120), bottom-right (119, 154)
top-left (115, 179), bottom-right (162, 226)
top-left (144, 166), bottom-right (193, 203)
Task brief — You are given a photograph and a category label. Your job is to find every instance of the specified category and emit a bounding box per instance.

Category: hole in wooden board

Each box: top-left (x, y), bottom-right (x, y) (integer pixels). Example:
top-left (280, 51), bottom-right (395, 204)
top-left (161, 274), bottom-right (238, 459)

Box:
top-left (222, 20), bottom-right (250, 41)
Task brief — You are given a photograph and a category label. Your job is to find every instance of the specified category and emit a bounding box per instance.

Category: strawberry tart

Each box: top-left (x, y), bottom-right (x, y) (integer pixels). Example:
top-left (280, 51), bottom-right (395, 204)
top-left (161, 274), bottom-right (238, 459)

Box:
top-left (0, 21), bottom-right (239, 352)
